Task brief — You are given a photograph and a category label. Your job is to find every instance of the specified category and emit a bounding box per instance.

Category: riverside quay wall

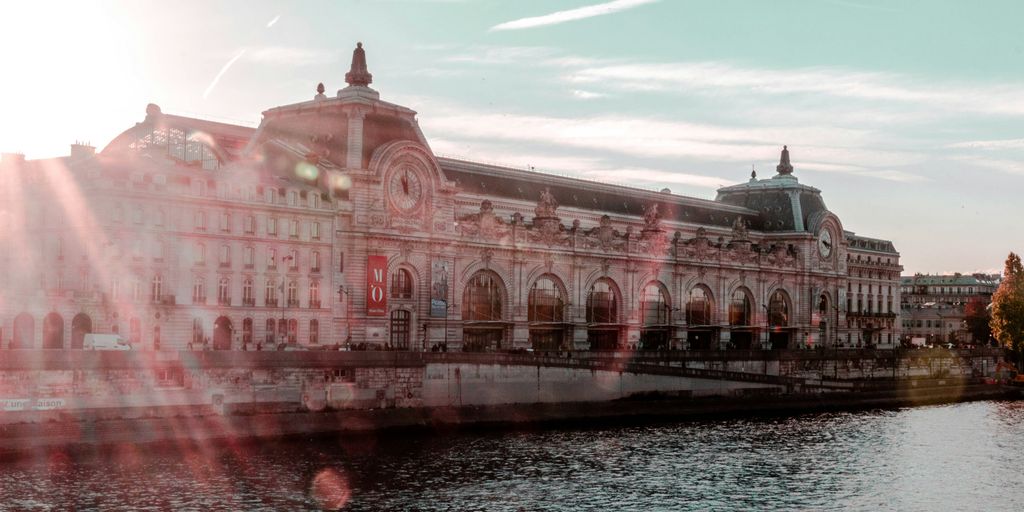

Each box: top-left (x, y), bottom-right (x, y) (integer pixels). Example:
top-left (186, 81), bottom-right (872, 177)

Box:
top-left (0, 348), bottom-right (1003, 426)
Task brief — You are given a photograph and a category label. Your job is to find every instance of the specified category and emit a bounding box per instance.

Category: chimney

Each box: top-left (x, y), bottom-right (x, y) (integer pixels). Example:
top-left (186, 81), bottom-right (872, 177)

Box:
top-left (70, 141), bottom-right (95, 160)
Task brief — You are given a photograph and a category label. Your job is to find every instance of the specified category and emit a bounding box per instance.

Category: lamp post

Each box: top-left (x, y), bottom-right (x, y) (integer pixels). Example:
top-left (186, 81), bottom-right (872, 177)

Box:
top-left (338, 285), bottom-right (351, 349)
top-left (280, 255), bottom-right (293, 347)
top-left (761, 303), bottom-right (770, 350)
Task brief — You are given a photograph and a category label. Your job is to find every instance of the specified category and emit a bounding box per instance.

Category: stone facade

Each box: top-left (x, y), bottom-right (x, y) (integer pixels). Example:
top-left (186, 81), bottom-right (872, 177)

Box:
top-left (0, 43), bottom-right (902, 351)
top-left (900, 273), bottom-right (999, 345)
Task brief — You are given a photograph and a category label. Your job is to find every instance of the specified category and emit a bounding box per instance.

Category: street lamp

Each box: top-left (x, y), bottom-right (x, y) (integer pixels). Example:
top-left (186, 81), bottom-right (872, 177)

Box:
top-left (338, 285), bottom-right (352, 348)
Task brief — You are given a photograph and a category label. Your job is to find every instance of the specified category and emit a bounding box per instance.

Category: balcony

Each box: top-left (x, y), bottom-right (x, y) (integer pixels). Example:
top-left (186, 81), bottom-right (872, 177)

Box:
top-left (193, 296), bottom-right (207, 305)
top-left (242, 298), bottom-right (256, 307)
top-left (217, 297), bottom-right (231, 306)
top-left (219, 262), bottom-right (231, 269)
top-left (266, 299), bottom-right (278, 307)
top-left (311, 267), bottom-right (321, 274)
top-left (309, 300), bottom-right (322, 309)
top-left (287, 299), bottom-right (300, 308)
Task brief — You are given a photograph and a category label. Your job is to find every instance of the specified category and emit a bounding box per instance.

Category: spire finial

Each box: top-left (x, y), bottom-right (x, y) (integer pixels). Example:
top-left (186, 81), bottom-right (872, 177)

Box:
top-left (345, 42), bottom-right (372, 87)
top-left (776, 145), bottom-right (794, 175)
top-left (751, 164), bottom-right (757, 180)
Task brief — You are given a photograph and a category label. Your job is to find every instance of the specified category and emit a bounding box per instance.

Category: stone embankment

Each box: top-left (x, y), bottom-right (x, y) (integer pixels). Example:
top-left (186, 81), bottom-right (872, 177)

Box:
top-left (0, 348), bottom-right (1011, 454)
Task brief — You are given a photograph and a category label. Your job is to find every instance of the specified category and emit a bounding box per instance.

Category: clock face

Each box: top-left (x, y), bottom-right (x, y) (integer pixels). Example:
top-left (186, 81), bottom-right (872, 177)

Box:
top-left (818, 229), bottom-right (833, 258)
top-left (388, 167), bottom-right (423, 213)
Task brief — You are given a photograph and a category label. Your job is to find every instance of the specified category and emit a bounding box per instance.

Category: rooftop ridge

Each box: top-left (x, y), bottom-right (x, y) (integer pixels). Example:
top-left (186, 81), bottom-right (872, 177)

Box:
top-left (435, 154), bottom-right (725, 205)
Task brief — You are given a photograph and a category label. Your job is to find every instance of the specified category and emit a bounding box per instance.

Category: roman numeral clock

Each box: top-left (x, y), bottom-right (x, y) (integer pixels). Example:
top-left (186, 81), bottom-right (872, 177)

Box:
top-left (388, 166), bottom-right (424, 214)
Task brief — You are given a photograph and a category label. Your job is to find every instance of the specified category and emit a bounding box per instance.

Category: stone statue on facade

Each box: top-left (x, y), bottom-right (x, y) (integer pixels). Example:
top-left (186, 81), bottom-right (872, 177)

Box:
top-left (731, 216), bottom-right (750, 241)
top-left (535, 187), bottom-right (559, 218)
top-left (776, 145), bottom-right (794, 175)
top-left (345, 42), bottom-right (373, 87)
top-left (642, 203), bottom-right (662, 232)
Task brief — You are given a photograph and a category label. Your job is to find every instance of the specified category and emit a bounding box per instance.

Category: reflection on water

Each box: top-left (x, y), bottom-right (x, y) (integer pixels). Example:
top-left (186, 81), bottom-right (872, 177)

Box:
top-left (2, 400), bottom-right (1024, 511)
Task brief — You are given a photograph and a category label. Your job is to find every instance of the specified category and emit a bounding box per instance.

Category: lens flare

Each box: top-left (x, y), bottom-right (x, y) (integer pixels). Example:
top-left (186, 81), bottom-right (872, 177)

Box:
top-left (295, 161), bottom-right (319, 181)
top-left (330, 173), bottom-right (352, 191)
top-left (310, 467), bottom-right (352, 510)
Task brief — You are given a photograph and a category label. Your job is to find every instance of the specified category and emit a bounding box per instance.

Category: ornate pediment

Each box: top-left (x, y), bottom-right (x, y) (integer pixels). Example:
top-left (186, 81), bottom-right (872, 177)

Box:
top-left (458, 200), bottom-right (510, 241)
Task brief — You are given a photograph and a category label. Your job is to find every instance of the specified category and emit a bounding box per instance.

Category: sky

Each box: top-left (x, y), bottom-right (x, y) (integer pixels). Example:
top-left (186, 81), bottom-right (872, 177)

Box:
top-left (1, 0), bottom-right (1022, 275)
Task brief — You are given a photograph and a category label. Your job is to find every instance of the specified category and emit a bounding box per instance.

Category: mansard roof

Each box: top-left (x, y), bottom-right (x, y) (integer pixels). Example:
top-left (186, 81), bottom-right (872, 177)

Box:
top-left (438, 157), bottom-right (760, 230)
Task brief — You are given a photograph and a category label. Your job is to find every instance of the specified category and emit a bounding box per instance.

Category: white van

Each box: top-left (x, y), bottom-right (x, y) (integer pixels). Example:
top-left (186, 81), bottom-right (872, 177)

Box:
top-left (83, 334), bottom-right (132, 351)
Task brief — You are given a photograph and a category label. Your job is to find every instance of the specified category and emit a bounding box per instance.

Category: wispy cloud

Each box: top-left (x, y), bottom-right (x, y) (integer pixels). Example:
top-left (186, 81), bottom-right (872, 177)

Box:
top-left (571, 89), bottom-right (606, 100)
top-left (490, 0), bottom-right (658, 31)
top-left (403, 97), bottom-right (926, 182)
top-left (203, 49), bottom-right (246, 99)
top-left (948, 138), bottom-right (1024, 150)
top-left (566, 61), bottom-right (1024, 116)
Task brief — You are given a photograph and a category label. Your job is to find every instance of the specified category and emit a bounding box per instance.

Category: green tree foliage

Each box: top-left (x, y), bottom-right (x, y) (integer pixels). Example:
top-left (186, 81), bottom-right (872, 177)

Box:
top-left (991, 252), bottom-right (1024, 353)
top-left (963, 297), bottom-right (992, 345)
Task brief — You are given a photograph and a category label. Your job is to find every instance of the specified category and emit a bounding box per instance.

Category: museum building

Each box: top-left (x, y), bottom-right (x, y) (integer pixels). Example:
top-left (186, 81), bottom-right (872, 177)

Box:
top-left (0, 43), bottom-right (902, 351)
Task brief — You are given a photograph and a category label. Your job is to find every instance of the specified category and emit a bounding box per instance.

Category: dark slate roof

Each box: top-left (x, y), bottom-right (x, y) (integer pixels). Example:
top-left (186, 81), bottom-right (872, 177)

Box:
top-left (438, 158), bottom-right (758, 229)
top-left (846, 234), bottom-right (898, 254)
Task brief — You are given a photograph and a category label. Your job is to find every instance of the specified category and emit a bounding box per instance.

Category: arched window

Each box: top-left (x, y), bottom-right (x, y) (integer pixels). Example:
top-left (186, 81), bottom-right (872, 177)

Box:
top-left (769, 290), bottom-right (791, 327)
top-left (193, 277), bottom-right (206, 304)
top-left (309, 281), bottom-right (320, 308)
top-left (218, 277), bottom-right (230, 305)
top-left (243, 279), bottom-right (254, 306)
top-left (311, 250), bottom-right (321, 272)
top-left (265, 319), bottom-right (275, 344)
top-left (389, 311), bottom-right (410, 349)
top-left (129, 317), bottom-right (141, 345)
top-left (686, 286), bottom-right (713, 326)
top-left (309, 319), bottom-right (319, 345)
top-left (729, 288), bottom-right (752, 326)
top-left (42, 312), bottom-right (64, 349)
top-left (242, 318), bottom-right (253, 346)
top-left (191, 318), bottom-right (204, 345)
top-left (151, 274), bottom-right (163, 302)
top-left (641, 283), bottom-right (669, 325)
top-left (391, 268), bottom-right (413, 299)
top-left (13, 313), bottom-right (34, 349)
top-left (462, 272), bottom-right (503, 321)
top-left (818, 293), bottom-right (830, 345)
top-left (265, 278), bottom-right (277, 306)
top-left (587, 280), bottom-right (618, 324)
top-left (528, 276), bottom-right (564, 322)
top-left (287, 280), bottom-right (298, 306)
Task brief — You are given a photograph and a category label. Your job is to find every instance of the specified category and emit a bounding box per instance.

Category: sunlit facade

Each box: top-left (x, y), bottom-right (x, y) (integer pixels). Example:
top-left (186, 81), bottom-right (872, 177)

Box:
top-left (0, 43), bottom-right (902, 351)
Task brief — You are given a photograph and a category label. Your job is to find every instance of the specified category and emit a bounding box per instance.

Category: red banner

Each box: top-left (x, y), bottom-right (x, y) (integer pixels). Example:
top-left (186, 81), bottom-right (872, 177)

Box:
top-left (366, 255), bottom-right (387, 316)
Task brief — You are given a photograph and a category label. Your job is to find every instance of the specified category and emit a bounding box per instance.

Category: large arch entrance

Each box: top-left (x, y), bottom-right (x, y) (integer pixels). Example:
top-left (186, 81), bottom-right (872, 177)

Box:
top-left (462, 271), bottom-right (508, 351)
top-left (586, 279), bottom-right (621, 351)
top-left (12, 313), bottom-right (34, 349)
top-left (639, 282), bottom-right (670, 351)
top-left (42, 312), bottom-right (64, 349)
top-left (768, 289), bottom-right (792, 350)
top-left (729, 288), bottom-right (756, 349)
top-left (528, 275), bottom-right (568, 351)
top-left (686, 286), bottom-right (716, 350)
top-left (71, 313), bottom-right (92, 349)
top-left (213, 316), bottom-right (232, 350)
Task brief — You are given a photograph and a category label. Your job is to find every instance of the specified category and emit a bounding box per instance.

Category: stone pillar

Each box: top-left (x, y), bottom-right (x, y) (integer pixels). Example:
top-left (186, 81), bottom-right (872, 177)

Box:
top-left (346, 109), bottom-right (366, 170)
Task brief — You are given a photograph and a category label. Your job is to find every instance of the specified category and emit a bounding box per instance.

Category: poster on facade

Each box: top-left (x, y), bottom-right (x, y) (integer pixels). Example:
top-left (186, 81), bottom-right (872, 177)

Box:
top-left (366, 255), bottom-right (387, 316)
top-left (430, 259), bottom-right (449, 318)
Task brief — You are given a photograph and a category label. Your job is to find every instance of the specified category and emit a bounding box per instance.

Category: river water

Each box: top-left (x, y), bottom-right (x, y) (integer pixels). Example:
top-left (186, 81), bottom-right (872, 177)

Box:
top-left (2, 400), bottom-right (1023, 511)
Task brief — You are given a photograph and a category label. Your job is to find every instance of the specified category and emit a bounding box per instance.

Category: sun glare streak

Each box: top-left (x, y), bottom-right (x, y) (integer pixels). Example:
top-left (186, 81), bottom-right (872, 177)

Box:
top-left (203, 49), bottom-right (247, 100)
